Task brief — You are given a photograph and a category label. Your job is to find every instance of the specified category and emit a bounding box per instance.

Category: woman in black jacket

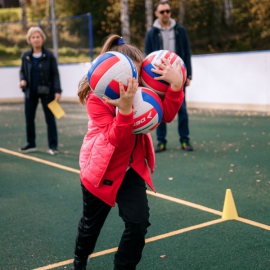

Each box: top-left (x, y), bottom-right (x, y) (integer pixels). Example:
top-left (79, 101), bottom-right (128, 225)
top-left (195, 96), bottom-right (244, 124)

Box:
top-left (19, 26), bottom-right (62, 155)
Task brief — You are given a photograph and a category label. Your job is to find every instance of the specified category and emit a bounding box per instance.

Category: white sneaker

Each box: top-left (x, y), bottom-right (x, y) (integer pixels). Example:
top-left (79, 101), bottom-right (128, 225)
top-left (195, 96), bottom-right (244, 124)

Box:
top-left (48, 149), bottom-right (59, 155)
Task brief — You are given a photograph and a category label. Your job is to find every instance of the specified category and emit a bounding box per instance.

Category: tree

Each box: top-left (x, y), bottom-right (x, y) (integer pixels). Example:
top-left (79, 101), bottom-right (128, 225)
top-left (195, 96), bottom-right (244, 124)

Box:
top-left (178, 0), bottom-right (186, 24)
top-left (120, 0), bottom-right (130, 43)
top-left (223, 0), bottom-right (233, 25)
top-left (19, 0), bottom-right (27, 29)
top-left (145, 0), bottom-right (153, 31)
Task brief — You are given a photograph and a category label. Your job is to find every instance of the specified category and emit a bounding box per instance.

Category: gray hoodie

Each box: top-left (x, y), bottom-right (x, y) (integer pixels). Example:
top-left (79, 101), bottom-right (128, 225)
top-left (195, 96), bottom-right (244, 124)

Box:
top-left (153, 18), bottom-right (176, 52)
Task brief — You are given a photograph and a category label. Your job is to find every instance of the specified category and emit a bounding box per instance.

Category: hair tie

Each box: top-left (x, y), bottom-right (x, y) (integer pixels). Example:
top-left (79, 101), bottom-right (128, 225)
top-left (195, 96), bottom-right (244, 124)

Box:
top-left (117, 38), bottom-right (125, 45)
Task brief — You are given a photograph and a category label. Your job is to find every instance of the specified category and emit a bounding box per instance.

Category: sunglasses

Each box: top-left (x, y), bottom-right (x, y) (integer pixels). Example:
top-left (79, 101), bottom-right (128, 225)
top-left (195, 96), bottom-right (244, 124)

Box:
top-left (159, 9), bottom-right (171, 14)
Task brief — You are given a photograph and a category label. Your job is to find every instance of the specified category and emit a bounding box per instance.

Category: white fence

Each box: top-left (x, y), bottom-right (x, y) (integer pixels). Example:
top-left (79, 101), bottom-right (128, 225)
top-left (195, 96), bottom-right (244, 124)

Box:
top-left (1, 50), bottom-right (270, 112)
top-left (187, 50), bottom-right (270, 111)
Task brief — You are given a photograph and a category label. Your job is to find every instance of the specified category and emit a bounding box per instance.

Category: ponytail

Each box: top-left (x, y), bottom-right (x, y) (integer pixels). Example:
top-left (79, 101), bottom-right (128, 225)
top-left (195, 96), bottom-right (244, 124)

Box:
top-left (78, 75), bottom-right (91, 105)
top-left (101, 34), bottom-right (144, 63)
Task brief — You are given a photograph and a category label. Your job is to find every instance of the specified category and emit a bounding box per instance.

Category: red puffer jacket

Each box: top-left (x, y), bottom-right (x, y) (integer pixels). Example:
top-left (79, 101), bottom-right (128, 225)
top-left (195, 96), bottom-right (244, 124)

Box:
top-left (79, 87), bottom-right (184, 206)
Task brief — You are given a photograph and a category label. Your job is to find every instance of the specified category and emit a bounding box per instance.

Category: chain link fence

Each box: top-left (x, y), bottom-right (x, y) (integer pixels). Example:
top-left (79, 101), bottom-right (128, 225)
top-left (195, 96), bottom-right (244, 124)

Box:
top-left (0, 13), bottom-right (94, 66)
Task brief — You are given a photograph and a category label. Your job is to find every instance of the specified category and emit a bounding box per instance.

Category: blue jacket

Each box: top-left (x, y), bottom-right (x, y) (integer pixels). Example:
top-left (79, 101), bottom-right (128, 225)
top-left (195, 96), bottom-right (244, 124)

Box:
top-left (144, 23), bottom-right (192, 79)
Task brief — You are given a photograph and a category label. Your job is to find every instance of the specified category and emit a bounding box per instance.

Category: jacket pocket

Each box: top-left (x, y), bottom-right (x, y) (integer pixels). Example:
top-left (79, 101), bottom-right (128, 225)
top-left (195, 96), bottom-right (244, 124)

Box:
top-left (80, 133), bottom-right (115, 188)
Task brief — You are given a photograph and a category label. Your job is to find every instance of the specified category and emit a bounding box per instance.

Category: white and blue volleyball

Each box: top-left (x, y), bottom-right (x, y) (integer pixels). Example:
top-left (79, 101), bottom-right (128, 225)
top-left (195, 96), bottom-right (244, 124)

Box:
top-left (132, 87), bottom-right (163, 134)
top-left (88, 51), bottom-right (138, 99)
top-left (141, 50), bottom-right (187, 97)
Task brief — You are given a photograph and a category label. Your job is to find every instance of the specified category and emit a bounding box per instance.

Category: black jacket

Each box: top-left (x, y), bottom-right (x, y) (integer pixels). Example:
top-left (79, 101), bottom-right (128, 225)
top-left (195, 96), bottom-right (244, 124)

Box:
top-left (144, 23), bottom-right (192, 80)
top-left (19, 46), bottom-right (62, 98)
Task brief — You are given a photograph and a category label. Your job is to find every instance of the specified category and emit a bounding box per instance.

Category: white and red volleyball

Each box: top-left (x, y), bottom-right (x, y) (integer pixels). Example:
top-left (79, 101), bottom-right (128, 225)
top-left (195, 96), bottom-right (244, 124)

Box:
top-left (141, 50), bottom-right (187, 96)
top-left (87, 51), bottom-right (138, 99)
top-left (132, 87), bottom-right (163, 134)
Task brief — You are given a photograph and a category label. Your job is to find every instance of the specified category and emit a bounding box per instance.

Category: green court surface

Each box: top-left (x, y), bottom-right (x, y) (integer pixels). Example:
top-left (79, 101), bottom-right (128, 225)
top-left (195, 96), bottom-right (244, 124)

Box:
top-left (0, 102), bottom-right (269, 270)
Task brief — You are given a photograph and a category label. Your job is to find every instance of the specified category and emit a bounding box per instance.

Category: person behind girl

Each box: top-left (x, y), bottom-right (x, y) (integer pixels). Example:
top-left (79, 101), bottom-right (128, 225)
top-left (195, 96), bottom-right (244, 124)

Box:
top-left (19, 27), bottom-right (62, 155)
top-left (71, 34), bottom-right (185, 270)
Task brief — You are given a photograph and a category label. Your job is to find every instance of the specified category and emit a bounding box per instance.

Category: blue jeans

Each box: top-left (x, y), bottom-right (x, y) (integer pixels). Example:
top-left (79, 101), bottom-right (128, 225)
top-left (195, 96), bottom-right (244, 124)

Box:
top-left (156, 90), bottom-right (190, 145)
top-left (24, 95), bottom-right (58, 149)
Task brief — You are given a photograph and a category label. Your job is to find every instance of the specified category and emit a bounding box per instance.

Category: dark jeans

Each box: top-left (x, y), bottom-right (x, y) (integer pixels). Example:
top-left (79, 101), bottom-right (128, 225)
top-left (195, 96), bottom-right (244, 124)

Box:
top-left (24, 95), bottom-right (58, 149)
top-left (73, 168), bottom-right (151, 270)
top-left (156, 89), bottom-right (190, 145)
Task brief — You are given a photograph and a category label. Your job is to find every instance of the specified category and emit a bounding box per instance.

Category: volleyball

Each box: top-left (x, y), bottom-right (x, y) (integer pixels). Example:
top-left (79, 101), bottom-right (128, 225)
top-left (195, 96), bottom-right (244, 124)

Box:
top-left (88, 51), bottom-right (138, 99)
top-left (141, 50), bottom-right (187, 96)
top-left (132, 87), bottom-right (163, 134)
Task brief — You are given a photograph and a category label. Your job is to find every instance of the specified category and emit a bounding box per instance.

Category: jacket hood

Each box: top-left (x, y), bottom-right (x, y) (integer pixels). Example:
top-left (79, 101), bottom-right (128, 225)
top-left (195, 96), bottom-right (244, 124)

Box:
top-left (153, 18), bottom-right (176, 30)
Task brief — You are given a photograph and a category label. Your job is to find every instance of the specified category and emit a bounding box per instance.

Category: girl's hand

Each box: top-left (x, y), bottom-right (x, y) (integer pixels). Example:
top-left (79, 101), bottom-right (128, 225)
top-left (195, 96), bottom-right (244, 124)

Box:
top-left (103, 77), bottom-right (138, 115)
top-left (152, 58), bottom-right (183, 91)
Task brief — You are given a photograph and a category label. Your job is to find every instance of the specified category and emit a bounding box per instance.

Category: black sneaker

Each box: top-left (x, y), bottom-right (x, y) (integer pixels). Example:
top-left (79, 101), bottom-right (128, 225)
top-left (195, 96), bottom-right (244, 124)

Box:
top-left (48, 149), bottom-right (59, 155)
top-left (18, 144), bottom-right (36, 153)
top-left (181, 142), bottom-right (194, 151)
top-left (71, 255), bottom-right (88, 270)
top-left (155, 143), bottom-right (166, 153)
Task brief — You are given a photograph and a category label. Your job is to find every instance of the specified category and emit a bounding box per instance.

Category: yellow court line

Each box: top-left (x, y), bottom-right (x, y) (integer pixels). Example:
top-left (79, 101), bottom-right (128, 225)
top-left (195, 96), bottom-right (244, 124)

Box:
top-left (145, 218), bottom-right (225, 243)
top-left (236, 217), bottom-right (270, 231)
top-left (1, 147), bottom-right (269, 232)
top-left (0, 148), bottom-right (80, 174)
top-left (146, 190), bottom-right (222, 216)
top-left (32, 219), bottom-right (224, 270)
top-left (145, 191), bottom-right (270, 231)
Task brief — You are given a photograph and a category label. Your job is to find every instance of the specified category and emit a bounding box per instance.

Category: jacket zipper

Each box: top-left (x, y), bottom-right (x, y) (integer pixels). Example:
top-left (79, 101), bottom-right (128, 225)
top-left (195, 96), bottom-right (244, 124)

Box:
top-left (129, 135), bottom-right (138, 164)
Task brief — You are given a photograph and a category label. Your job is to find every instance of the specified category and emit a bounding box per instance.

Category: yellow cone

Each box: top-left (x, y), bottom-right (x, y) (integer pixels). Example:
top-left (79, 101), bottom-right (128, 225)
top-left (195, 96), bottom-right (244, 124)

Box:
top-left (222, 189), bottom-right (238, 220)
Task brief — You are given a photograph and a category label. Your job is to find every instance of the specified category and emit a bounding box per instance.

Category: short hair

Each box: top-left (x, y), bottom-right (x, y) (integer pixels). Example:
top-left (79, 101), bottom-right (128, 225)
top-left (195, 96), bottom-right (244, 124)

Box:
top-left (154, 0), bottom-right (170, 11)
top-left (26, 27), bottom-right (46, 44)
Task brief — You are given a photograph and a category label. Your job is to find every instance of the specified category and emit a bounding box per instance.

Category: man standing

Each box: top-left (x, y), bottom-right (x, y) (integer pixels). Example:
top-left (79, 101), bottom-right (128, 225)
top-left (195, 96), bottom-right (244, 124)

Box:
top-left (144, 0), bottom-right (193, 152)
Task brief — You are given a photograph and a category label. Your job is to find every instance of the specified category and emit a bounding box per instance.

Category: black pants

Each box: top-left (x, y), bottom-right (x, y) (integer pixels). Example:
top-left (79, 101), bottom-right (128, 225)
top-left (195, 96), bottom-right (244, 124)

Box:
top-left (24, 95), bottom-right (58, 149)
top-left (73, 168), bottom-right (151, 270)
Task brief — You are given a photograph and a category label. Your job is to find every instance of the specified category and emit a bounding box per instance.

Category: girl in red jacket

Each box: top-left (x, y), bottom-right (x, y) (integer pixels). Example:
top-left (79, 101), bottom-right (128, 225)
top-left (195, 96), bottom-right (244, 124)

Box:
top-left (71, 34), bottom-right (184, 270)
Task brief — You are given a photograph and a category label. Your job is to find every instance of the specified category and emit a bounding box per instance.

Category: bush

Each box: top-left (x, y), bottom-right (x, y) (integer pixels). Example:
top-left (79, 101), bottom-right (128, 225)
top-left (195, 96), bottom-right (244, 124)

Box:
top-left (0, 8), bottom-right (20, 22)
top-left (0, 44), bottom-right (22, 57)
